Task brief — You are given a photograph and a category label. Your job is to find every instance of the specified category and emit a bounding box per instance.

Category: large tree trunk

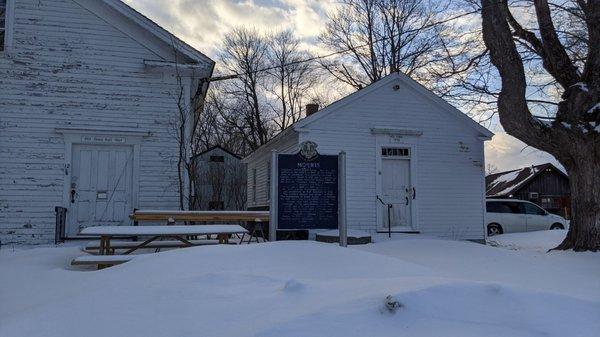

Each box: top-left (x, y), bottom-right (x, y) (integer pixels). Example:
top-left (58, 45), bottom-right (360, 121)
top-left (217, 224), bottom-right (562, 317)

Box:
top-left (481, 0), bottom-right (600, 251)
top-left (556, 147), bottom-right (600, 251)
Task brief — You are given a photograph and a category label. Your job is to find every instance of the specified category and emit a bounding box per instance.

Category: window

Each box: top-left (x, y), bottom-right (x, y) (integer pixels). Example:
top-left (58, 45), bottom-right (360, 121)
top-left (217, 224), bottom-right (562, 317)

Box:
top-left (487, 201), bottom-right (524, 214)
top-left (266, 161), bottom-right (271, 201)
top-left (209, 155), bottom-right (224, 162)
top-left (252, 168), bottom-right (257, 202)
top-left (541, 197), bottom-right (561, 210)
top-left (0, 0), bottom-right (6, 52)
top-left (524, 202), bottom-right (546, 215)
top-left (208, 201), bottom-right (224, 210)
top-left (381, 147), bottom-right (410, 158)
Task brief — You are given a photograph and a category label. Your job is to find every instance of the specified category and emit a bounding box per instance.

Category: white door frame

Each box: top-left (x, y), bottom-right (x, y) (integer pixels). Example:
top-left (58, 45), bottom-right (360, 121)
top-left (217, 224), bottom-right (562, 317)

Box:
top-left (56, 127), bottom-right (149, 234)
top-left (375, 142), bottom-right (419, 232)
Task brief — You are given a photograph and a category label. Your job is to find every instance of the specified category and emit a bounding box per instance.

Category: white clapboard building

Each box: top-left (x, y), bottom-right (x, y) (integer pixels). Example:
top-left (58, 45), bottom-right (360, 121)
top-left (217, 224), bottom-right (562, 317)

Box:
top-left (0, 0), bottom-right (214, 244)
top-left (243, 73), bottom-right (494, 242)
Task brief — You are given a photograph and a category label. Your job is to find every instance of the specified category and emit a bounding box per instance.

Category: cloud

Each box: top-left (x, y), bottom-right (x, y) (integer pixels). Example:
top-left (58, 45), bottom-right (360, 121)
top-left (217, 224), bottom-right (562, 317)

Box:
top-left (124, 0), bottom-right (336, 57)
top-left (485, 132), bottom-right (563, 173)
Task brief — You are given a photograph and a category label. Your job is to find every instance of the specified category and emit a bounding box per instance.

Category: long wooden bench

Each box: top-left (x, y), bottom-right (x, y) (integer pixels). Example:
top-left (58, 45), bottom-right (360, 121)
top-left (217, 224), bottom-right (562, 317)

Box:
top-left (83, 239), bottom-right (226, 252)
top-left (71, 255), bottom-right (135, 267)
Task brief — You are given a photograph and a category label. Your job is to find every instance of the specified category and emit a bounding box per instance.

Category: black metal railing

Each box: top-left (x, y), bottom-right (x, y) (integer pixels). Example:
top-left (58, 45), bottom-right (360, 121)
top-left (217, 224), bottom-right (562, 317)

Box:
top-left (54, 207), bottom-right (67, 244)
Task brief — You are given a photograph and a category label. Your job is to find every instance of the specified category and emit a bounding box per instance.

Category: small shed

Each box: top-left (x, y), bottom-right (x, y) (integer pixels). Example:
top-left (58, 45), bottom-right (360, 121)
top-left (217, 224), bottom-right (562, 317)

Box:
top-left (243, 73), bottom-right (494, 242)
top-left (192, 146), bottom-right (247, 211)
top-left (486, 163), bottom-right (570, 218)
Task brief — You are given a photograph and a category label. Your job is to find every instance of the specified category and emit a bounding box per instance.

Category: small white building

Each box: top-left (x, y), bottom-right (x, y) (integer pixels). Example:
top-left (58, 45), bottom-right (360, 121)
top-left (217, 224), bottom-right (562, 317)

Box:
top-left (191, 146), bottom-right (247, 211)
top-left (0, 0), bottom-right (214, 244)
top-left (243, 73), bottom-right (494, 242)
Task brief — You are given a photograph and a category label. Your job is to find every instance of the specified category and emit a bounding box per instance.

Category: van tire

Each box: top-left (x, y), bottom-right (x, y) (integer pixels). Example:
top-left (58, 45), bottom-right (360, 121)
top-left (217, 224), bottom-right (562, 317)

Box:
top-left (550, 223), bottom-right (564, 230)
top-left (487, 223), bottom-right (503, 236)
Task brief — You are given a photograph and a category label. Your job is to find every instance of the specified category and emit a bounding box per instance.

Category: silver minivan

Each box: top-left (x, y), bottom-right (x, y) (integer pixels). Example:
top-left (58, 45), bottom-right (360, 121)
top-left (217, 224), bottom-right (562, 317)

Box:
top-left (485, 199), bottom-right (568, 236)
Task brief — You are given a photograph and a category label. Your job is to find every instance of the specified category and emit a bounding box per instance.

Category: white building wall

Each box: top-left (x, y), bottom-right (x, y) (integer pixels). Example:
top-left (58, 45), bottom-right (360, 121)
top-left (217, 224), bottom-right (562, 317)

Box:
top-left (245, 131), bottom-right (299, 209)
top-left (298, 77), bottom-right (487, 240)
top-left (0, 0), bottom-right (203, 244)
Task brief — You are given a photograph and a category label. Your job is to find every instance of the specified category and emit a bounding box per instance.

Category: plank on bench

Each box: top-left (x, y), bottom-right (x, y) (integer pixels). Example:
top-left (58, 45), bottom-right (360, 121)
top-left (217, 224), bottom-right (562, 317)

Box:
top-left (84, 239), bottom-right (222, 251)
top-left (71, 255), bottom-right (135, 266)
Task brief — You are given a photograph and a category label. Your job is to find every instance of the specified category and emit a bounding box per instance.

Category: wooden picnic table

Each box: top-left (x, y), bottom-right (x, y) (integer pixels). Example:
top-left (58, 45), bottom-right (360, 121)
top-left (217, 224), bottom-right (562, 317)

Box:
top-left (129, 210), bottom-right (270, 223)
top-left (79, 225), bottom-right (249, 255)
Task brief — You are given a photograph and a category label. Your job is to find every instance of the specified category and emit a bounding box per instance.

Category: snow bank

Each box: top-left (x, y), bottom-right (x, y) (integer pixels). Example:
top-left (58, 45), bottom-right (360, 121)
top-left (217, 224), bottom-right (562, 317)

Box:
top-left (258, 282), bottom-right (600, 337)
top-left (487, 230), bottom-right (567, 252)
top-left (356, 237), bottom-right (600, 301)
top-left (1, 240), bottom-right (599, 337)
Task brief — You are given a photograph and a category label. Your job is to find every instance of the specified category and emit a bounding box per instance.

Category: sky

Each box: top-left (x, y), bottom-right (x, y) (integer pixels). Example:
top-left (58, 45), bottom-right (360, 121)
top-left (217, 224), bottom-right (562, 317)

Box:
top-left (124, 0), bottom-right (562, 174)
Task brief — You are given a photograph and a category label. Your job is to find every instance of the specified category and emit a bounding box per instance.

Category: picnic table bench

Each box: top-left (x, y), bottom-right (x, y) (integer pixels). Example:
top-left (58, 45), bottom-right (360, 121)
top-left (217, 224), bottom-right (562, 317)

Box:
top-left (78, 224), bottom-right (248, 257)
top-left (72, 255), bottom-right (135, 267)
top-left (83, 239), bottom-right (230, 253)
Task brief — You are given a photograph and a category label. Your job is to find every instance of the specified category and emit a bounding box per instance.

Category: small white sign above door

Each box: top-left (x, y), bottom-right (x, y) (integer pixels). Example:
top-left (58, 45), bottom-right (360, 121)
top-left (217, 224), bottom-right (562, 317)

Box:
top-left (81, 135), bottom-right (126, 144)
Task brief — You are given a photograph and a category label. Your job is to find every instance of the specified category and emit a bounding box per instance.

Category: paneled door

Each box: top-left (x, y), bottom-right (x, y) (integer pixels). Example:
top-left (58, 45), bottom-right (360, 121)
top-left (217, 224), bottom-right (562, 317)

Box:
top-left (380, 148), bottom-right (412, 229)
top-left (67, 145), bottom-right (133, 236)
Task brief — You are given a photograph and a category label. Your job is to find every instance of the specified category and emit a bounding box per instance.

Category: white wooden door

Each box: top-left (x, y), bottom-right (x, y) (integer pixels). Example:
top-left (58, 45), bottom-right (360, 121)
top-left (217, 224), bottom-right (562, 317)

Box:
top-left (381, 157), bottom-right (412, 228)
top-left (67, 145), bottom-right (133, 236)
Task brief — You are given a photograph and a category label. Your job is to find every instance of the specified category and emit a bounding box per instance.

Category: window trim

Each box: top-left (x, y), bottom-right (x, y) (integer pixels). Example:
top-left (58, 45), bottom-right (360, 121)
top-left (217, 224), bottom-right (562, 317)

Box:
top-left (0, 0), bottom-right (15, 55)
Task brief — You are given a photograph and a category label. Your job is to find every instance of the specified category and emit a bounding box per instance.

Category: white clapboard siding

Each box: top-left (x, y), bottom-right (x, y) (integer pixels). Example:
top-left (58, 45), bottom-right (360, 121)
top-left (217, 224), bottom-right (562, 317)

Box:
top-left (244, 74), bottom-right (490, 241)
top-left (245, 130), bottom-right (299, 209)
top-left (0, 0), bottom-right (212, 244)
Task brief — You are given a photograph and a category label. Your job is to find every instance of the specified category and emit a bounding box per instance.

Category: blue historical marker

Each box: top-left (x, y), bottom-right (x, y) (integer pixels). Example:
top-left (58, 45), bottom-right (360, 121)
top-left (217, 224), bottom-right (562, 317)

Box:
top-left (276, 142), bottom-right (339, 230)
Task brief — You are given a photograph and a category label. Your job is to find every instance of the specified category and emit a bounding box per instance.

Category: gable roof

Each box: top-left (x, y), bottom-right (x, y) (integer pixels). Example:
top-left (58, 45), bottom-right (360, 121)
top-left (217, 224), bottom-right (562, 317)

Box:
top-left (293, 72), bottom-right (494, 139)
top-left (73, 0), bottom-right (213, 65)
top-left (485, 163), bottom-right (567, 197)
top-left (191, 145), bottom-right (242, 160)
top-left (102, 0), bottom-right (213, 64)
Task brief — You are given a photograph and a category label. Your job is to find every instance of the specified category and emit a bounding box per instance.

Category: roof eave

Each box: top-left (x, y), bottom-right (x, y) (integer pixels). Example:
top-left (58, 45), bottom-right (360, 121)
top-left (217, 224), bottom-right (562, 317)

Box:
top-left (102, 0), bottom-right (214, 65)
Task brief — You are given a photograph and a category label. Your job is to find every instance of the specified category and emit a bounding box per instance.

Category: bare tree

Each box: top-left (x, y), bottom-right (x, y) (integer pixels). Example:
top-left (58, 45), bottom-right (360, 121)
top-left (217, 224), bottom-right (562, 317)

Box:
top-left (219, 27), bottom-right (271, 150)
top-left (486, 163), bottom-right (499, 175)
top-left (319, 0), bottom-right (447, 90)
top-left (481, 0), bottom-right (599, 251)
top-left (267, 30), bottom-right (320, 130)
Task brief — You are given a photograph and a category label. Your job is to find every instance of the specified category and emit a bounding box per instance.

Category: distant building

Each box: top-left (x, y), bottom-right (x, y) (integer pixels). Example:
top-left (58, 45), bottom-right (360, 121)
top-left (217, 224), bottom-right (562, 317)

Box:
top-left (191, 146), bottom-right (247, 211)
top-left (486, 163), bottom-right (570, 217)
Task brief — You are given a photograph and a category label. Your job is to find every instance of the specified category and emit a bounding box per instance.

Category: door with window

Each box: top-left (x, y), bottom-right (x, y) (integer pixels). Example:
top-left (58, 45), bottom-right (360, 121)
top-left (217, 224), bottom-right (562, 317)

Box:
top-left (380, 147), bottom-right (412, 229)
top-left (523, 202), bottom-right (548, 231)
top-left (67, 145), bottom-right (134, 236)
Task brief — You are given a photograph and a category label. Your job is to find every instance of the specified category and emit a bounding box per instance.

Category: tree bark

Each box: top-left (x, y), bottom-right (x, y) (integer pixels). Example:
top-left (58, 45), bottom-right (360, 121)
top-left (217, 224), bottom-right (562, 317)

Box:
top-left (556, 146), bottom-right (600, 251)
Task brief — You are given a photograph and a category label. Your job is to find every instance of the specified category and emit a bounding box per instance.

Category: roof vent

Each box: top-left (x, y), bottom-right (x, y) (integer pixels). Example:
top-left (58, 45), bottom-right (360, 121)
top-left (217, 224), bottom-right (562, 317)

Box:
top-left (306, 104), bottom-right (319, 116)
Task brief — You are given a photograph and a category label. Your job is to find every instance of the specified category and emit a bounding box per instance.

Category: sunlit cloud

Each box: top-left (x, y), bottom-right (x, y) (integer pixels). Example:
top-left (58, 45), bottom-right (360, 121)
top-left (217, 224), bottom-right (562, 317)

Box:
top-left (124, 0), bottom-right (337, 57)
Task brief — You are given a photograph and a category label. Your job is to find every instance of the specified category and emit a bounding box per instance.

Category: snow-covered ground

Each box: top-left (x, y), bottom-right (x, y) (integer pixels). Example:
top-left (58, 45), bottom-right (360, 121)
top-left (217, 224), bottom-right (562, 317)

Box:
top-left (1, 231), bottom-right (599, 337)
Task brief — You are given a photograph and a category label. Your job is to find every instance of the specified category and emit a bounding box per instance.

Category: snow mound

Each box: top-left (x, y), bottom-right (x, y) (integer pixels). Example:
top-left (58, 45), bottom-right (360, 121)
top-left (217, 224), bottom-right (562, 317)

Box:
top-left (487, 230), bottom-right (567, 252)
top-left (282, 279), bottom-right (306, 292)
top-left (257, 282), bottom-right (600, 337)
top-left (2, 240), bottom-right (599, 337)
